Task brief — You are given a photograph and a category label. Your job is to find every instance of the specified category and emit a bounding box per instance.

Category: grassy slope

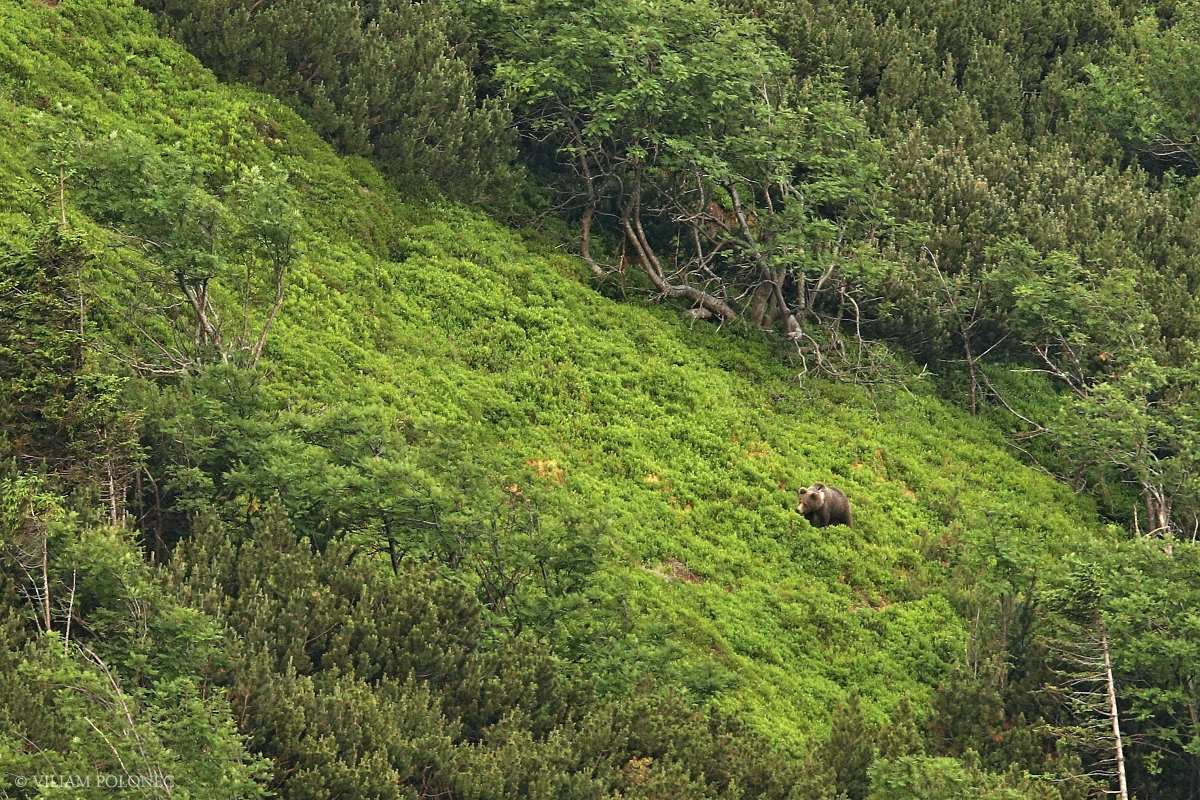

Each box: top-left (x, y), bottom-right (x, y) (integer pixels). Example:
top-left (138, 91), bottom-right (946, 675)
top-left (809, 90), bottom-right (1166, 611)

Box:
top-left (0, 0), bottom-right (1115, 749)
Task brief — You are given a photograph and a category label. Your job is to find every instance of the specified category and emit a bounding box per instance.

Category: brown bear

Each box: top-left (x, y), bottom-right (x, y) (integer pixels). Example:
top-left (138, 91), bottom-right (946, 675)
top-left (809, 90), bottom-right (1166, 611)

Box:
top-left (796, 483), bottom-right (853, 528)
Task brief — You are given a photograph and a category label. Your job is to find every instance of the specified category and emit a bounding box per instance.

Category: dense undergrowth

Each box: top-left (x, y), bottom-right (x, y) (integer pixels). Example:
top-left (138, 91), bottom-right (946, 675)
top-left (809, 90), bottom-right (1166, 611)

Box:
top-left (2, 1), bottom-right (1196, 798)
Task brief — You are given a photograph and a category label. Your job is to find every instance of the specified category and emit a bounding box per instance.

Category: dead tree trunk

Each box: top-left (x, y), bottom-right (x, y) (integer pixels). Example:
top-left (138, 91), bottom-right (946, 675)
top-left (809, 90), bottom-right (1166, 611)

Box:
top-left (1142, 483), bottom-right (1170, 538)
top-left (1045, 605), bottom-right (1131, 798)
top-left (40, 526), bottom-right (52, 632)
top-left (1101, 622), bottom-right (1130, 800)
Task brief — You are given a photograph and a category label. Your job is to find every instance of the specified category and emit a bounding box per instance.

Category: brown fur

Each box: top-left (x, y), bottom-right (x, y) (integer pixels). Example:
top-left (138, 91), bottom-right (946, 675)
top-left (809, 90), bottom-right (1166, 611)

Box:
top-left (796, 483), bottom-right (853, 528)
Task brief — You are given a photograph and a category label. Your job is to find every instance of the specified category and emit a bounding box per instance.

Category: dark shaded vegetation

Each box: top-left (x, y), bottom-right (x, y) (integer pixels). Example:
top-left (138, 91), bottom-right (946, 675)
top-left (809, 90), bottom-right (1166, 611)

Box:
top-left (141, 0), bottom-right (515, 201)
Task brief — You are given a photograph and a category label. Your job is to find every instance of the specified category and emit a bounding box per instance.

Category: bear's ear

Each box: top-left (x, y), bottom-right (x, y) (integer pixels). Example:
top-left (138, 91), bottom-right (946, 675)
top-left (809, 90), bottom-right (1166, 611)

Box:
top-left (809, 482), bottom-right (824, 492)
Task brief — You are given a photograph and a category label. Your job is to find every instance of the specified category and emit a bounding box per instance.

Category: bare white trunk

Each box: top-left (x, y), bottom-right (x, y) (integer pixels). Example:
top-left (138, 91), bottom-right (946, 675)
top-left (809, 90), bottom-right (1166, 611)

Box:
top-left (1143, 483), bottom-right (1170, 537)
top-left (1101, 623), bottom-right (1129, 800)
top-left (41, 531), bottom-right (52, 632)
top-left (64, 569), bottom-right (76, 653)
top-left (58, 165), bottom-right (67, 228)
top-left (106, 456), bottom-right (120, 526)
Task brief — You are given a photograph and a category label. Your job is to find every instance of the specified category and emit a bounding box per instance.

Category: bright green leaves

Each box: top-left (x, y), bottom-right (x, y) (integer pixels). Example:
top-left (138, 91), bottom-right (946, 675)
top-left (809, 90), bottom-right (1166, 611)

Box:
top-left (867, 754), bottom-right (1063, 800)
top-left (228, 164), bottom-right (303, 272)
top-left (989, 238), bottom-right (1155, 385)
top-left (476, 0), bottom-right (895, 344)
top-left (76, 129), bottom-right (301, 369)
top-left (487, 0), bottom-right (787, 166)
top-left (1072, 3), bottom-right (1200, 175)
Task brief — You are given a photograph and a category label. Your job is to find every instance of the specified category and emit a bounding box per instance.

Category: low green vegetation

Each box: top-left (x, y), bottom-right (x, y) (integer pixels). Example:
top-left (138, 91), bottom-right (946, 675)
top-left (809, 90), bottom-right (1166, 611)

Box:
top-left (3, 1), bottom-right (1199, 798)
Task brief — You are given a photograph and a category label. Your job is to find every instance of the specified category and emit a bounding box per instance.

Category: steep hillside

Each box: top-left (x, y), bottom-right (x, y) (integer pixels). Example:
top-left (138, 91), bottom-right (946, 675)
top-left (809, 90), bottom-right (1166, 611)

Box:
top-left (1, 0), bottom-right (1113, 757)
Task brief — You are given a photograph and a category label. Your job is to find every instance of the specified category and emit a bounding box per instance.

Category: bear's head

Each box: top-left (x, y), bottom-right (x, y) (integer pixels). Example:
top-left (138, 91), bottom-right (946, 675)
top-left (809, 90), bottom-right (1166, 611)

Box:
top-left (796, 483), bottom-right (826, 515)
